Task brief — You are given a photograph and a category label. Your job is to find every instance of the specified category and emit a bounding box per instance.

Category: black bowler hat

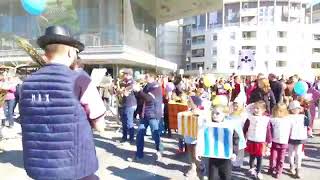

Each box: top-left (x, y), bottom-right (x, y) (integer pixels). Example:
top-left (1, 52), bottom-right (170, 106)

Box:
top-left (37, 25), bottom-right (84, 52)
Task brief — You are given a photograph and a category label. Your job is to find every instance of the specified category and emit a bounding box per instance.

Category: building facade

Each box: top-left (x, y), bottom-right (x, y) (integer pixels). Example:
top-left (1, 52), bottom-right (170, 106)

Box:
top-left (0, 0), bottom-right (225, 76)
top-left (183, 0), bottom-right (320, 76)
top-left (0, 0), bottom-right (177, 76)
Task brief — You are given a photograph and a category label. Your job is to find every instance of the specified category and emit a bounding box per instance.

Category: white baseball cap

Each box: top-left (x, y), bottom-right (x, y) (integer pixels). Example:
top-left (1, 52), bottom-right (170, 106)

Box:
top-left (289, 100), bottom-right (302, 110)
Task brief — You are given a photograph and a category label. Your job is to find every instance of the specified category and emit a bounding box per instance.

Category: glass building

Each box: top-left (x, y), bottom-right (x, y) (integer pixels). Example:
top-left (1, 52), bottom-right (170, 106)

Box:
top-left (0, 0), bottom-right (222, 75)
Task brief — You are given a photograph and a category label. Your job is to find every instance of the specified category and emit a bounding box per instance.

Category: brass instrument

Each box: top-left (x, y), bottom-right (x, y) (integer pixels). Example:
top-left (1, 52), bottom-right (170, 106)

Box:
top-left (15, 36), bottom-right (46, 66)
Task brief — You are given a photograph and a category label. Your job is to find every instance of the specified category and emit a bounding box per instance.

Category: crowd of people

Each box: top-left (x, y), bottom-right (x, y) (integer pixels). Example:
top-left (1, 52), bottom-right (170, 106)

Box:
top-left (1, 25), bottom-right (319, 180)
top-left (109, 68), bottom-right (320, 180)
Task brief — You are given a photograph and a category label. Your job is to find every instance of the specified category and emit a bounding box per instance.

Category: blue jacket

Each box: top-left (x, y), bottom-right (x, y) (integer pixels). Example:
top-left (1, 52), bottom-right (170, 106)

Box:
top-left (139, 82), bottom-right (162, 120)
top-left (19, 64), bottom-right (98, 179)
top-left (122, 79), bottom-right (137, 107)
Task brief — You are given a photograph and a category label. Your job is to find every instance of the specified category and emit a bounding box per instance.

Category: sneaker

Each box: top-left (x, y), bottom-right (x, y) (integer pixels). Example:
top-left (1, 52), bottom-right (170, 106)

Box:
top-left (156, 152), bottom-right (162, 161)
top-left (256, 173), bottom-right (264, 180)
top-left (248, 168), bottom-right (256, 176)
top-left (289, 165), bottom-right (295, 175)
top-left (120, 138), bottom-right (127, 143)
top-left (273, 173), bottom-right (280, 179)
top-left (267, 169), bottom-right (274, 175)
top-left (127, 155), bottom-right (143, 162)
top-left (129, 140), bottom-right (135, 145)
top-left (296, 168), bottom-right (301, 179)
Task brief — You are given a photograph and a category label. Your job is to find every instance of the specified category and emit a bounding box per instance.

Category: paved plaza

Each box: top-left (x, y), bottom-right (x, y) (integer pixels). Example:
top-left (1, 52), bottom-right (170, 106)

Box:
top-left (0, 119), bottom-right (319, 180)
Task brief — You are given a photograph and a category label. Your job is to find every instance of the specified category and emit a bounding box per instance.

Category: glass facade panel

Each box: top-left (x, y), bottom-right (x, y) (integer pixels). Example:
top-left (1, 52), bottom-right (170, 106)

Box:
top-left (0, 0), bottom-right (158, 56)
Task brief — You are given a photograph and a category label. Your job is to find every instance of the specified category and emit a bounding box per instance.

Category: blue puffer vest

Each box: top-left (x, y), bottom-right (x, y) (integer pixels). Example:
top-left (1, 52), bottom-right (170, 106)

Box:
top-left (19, 64), bottom-right (98, 180)
top-left (143, 82), bottom-right (162, 120)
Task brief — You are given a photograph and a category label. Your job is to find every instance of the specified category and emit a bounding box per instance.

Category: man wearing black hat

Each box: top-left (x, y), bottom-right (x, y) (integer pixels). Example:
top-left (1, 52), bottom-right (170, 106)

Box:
top-left (19, 26), bottom-right (106, 180)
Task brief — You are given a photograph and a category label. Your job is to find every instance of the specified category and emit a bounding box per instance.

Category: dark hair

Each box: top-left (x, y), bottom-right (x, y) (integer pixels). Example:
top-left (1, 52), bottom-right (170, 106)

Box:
top-left (145, 70), bottom-right (157, 78)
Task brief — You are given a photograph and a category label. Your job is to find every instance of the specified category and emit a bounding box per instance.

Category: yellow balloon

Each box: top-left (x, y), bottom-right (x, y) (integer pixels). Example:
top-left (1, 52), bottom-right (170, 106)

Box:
top-left (212, 95), bottom-right (229, 106)
top-left (224, 83), bottom-right (232, 91)
top-left (203, 74), bottom-right (214, 87)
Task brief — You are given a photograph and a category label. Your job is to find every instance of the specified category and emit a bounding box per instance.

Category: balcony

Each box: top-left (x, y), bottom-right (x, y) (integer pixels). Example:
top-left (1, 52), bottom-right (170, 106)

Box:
top-left (241, 8), bottom-right (258, 17)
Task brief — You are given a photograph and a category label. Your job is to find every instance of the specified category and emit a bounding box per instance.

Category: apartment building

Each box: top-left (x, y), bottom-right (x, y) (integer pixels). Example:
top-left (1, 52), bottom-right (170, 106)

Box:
top-left (183, 0), bottom-right (320, 76)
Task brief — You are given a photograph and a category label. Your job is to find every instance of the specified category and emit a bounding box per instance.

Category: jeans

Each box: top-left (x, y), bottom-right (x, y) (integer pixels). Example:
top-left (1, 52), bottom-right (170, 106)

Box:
top-left (159, 118), bottom-right (165, 135)
top-left (136, 118), bottom-right (160, 158)
top-left (121, 106), bottom-right (136, 140)
top-left (2, 99), bottom-right (15, 127)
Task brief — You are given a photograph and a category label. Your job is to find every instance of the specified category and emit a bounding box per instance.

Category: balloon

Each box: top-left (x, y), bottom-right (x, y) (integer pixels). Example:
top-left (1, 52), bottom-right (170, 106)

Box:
top-left (203, 74), bottom-right (214, 87)
top-left (21, 0), bottom-right (46, 16)
top-left (212, 95), bottom-right (229, 106)
top-left (224, 83), bottom-right (232, 91)
top-left (294, 81), bottom-right (308, 96)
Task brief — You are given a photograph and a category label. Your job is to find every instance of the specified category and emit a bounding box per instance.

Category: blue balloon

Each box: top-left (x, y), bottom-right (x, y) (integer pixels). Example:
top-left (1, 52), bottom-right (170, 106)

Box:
top-left (294, 81), bottom-right (308, 96)
top-left (21, 0), bottom-right (46, 16)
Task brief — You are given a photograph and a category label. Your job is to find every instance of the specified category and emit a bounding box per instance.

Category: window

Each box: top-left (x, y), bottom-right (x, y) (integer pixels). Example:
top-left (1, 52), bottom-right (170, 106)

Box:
top-left (186, 25), bottom-right (191, 32)
top-left (191, 62), bottom-right (205, 70)
top-left (192, 48), bottom-right (205, 57)
top-left (186, 39), bottom-right (191, 45)
top-left (230, 61), bottom-right (235, 69)
top-left (230, 32), bottom-right (236, 40)
top-left (314, 34), bottom-right (320, 41)
top-left (212, 62), bottom-right (217, 69)
top-left (242, 46), bottom-right (256, 50)
top-left (313, 48), bottom-right (320, 54)
top-left (212, 33), bottom-right (218, 41)
top-left (230, 46), bottom-right (235, 54)
top-left (192, 35), bottom-right (205, 44)
top-left (242, 31), bottom-right (256, 39)
top-left (212, 47), bottom-right (217, 56)
top-left (277, 31), bottom-right (287, 38)
top-left (276, 46), bottom-right (287, 53)
top-left (186, 64), bottom-right (190, 70)
top-left (276, 61), bottom-right (287, 67)
top-left (312, 62), bottom-right (320, 69)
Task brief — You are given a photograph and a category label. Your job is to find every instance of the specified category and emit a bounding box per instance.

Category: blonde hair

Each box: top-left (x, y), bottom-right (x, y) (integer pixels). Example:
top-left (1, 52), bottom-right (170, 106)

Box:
top-left (211, 105), bottom-right (230, 114)
top-left (254, 100), bottom-right (267, 111)
top-left (272, 103), bottom-right (289, 118)
top-left (258, 78), bottom-right (271, 93)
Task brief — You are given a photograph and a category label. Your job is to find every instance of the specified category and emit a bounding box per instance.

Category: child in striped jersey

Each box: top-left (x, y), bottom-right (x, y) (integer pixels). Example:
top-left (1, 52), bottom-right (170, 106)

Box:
top-left (200, 105), bottom-right (239, 180)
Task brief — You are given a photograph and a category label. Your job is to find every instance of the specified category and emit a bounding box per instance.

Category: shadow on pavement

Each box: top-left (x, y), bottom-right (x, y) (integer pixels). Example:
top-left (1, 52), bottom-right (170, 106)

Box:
top-left (304, 144), bottom-right (320, 159)
top-left (107, 166), bottom-right (169, 180)
top-left (0, 150), bottom-right (24, 169)
top-left (94, 136), bottom-right (156, 165)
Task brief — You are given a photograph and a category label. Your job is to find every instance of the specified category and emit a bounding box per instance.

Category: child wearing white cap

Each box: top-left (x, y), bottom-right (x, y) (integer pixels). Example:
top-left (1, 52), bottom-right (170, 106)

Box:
top-left (288, 100), bottom-right (310, 179)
